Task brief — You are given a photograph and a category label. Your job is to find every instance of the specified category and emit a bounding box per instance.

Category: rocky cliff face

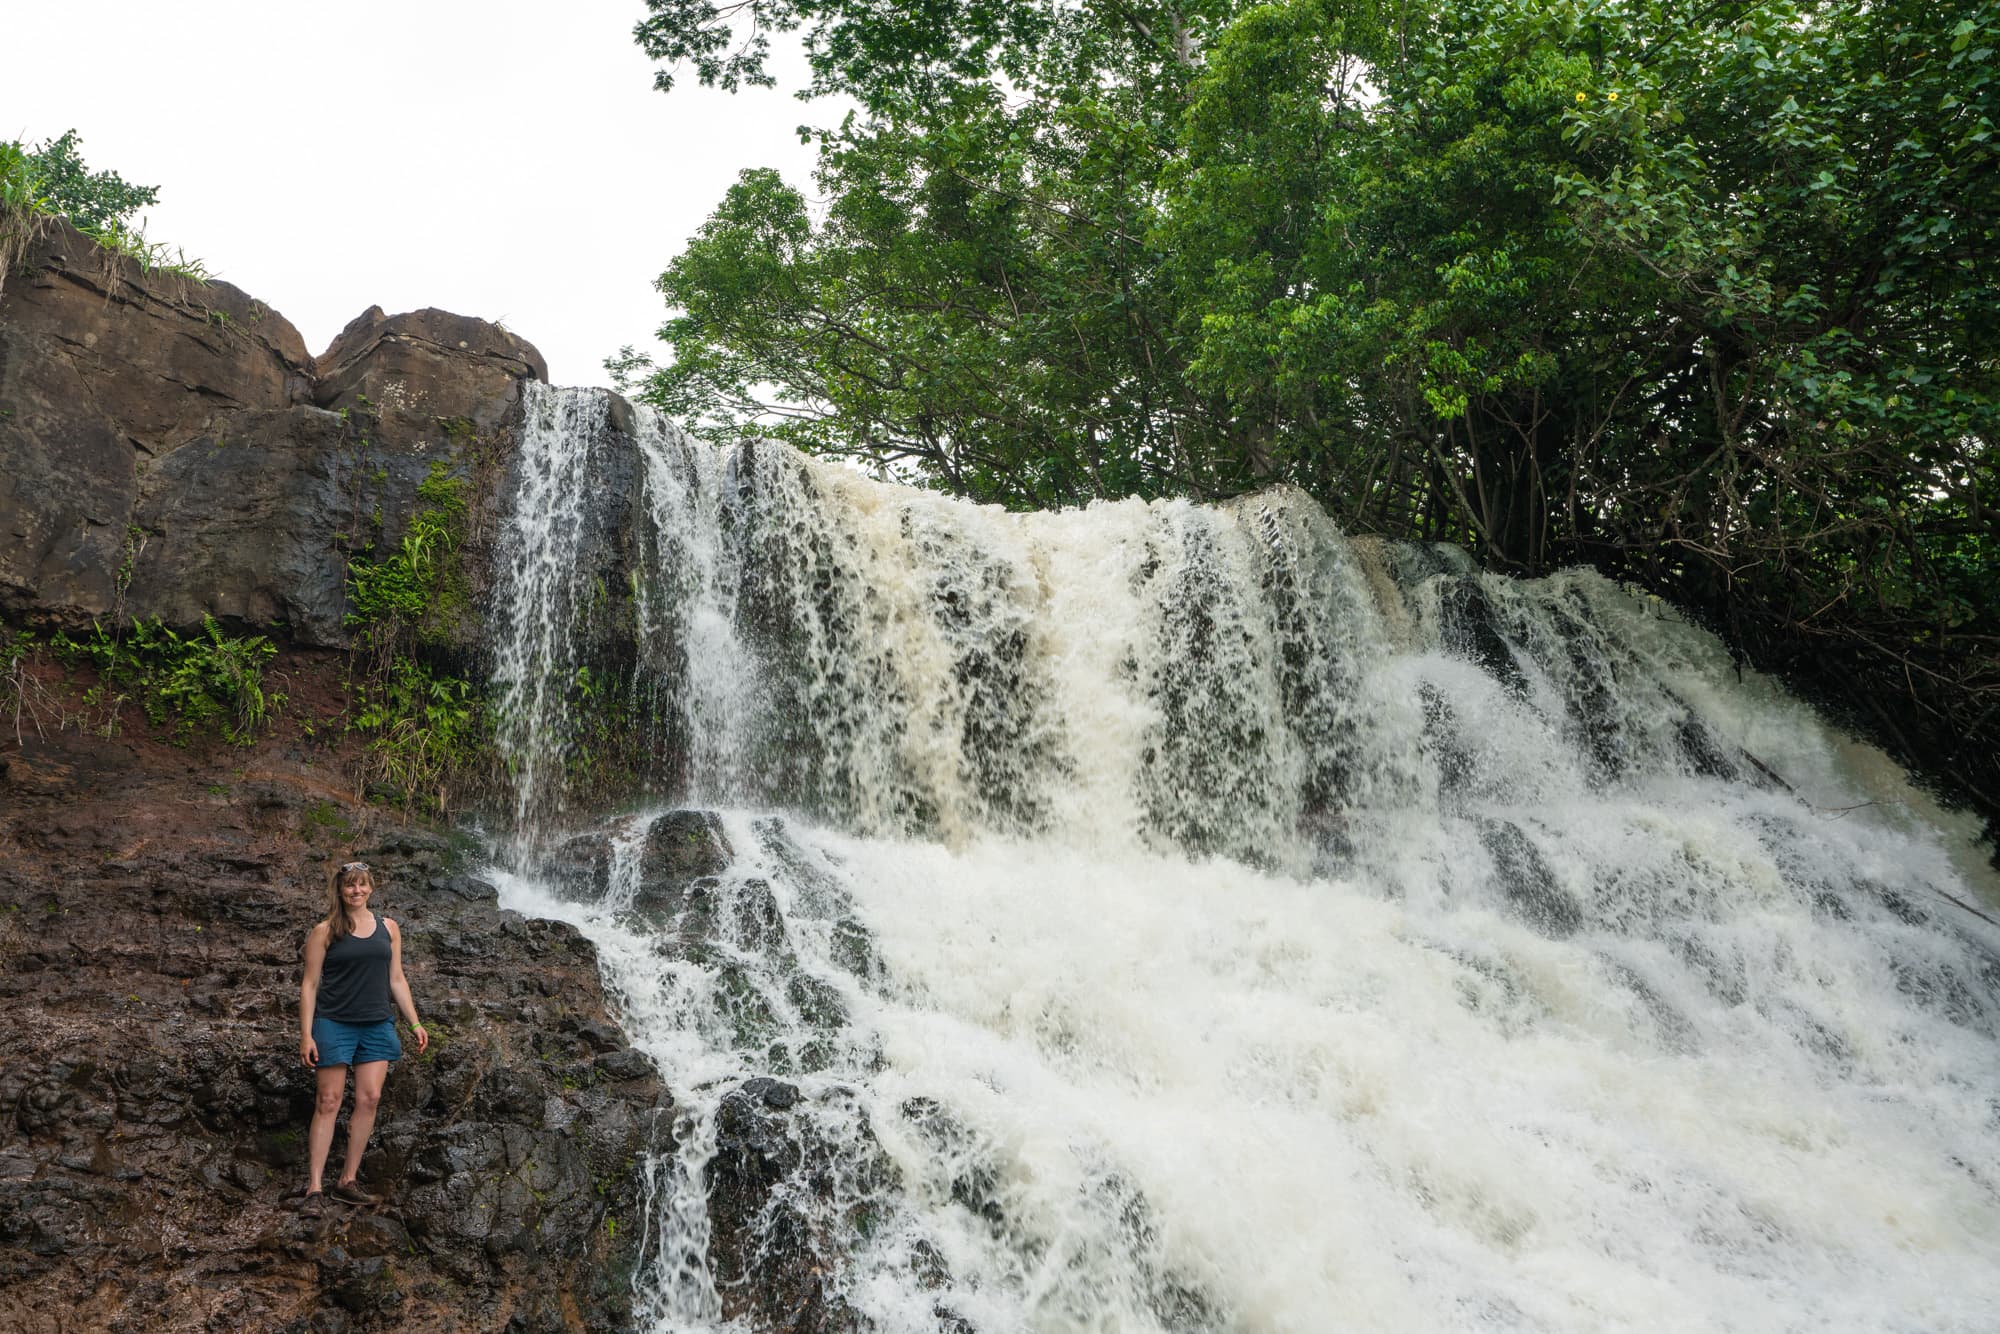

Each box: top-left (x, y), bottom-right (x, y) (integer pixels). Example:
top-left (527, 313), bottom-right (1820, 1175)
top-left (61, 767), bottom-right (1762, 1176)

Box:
top-left (0, 686), bottom-right (666, 1331)
top-left (0, 222), bottom-right (546, 651)
top-left (0, 226), bottom-right (669, 1330)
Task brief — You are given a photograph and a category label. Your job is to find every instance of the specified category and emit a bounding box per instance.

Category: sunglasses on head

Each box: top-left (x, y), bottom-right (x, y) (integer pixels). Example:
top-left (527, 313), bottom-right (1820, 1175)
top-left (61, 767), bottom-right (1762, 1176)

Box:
top-left (340, 861), bottom-right (370, 873)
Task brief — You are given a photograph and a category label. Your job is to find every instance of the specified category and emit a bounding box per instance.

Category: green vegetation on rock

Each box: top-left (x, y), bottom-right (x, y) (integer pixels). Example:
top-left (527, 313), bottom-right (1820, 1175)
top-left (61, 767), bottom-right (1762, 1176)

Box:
top-left (346, 461), bottom-right (473, 636)
top-left (352, 655), bottom-right (483, 816)
top-left (1, 129), bottom-right (205, 284)
top-left (6, 130), bottom-right (158, 232)
top-left (342, 455), bottom-right (490, 815)
top-left (53, 616), bottom-right (279, 746)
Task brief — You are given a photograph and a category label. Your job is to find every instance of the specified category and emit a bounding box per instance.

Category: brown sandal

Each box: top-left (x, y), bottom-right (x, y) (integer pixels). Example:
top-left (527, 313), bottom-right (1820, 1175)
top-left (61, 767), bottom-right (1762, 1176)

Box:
top-left (328, 1180), bottom-right (377, 1206)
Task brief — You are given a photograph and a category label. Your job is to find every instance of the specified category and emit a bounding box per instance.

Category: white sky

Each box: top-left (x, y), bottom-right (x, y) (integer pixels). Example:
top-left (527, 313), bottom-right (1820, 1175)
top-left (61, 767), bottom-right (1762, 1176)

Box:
top-left (1, 0), bottom-right (820, 387)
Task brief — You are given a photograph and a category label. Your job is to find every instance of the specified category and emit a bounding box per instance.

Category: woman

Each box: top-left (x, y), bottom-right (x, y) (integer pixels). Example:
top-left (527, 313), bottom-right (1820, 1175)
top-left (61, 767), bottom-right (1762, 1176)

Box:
top-left (298, 859), bottom-right (428, 1213)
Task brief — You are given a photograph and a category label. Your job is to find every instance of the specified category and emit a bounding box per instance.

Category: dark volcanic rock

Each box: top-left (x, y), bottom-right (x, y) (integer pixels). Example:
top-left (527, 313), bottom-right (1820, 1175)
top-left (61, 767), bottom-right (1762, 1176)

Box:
top-left (315, 306), bottom-right (546, 439)
top-left (551, 810), bottom-right (744, 927)
top-left (0, 222), bottom-right (313, 625)
top-left (1419, 683), bottom-right (1479, 802)
top-left (706, 1079), bottom-right (888, 1334)
top-left (1436, 576), bottom-right (1528, 697)
top-left (545, 830), bottom-right (612, 904)
top-left (0, 721), bottom-right (667, 1332)
top-left (1476, 816), bottom-right (1584, 937)
top-left (0, 220), bottom-right (543, 649)
top-left (631, 810), bottom-right (734, 920)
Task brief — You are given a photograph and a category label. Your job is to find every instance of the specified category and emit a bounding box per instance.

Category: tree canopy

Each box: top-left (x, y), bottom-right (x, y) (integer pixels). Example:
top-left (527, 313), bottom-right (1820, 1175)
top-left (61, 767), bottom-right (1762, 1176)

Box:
top-left (4, 130), bottom-right (159, 232)
top-left (623, 0), bottom-right (1999, 827)
top-left (2, 129), bottom-right (169, 290)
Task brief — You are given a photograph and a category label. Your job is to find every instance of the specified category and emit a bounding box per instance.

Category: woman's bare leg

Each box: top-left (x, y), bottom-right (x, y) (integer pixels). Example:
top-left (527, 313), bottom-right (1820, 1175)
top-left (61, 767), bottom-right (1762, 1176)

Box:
top-left (338, 1060), bottom-right (389, 1186)
top-left (307, 1064), bottom-right (348, 1194)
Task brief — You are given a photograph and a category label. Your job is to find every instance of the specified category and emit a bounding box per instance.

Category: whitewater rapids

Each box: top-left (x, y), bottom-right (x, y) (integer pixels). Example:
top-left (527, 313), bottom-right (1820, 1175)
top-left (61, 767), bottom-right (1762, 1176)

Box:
top-left (486, 384), bottom-right (2000, 1333)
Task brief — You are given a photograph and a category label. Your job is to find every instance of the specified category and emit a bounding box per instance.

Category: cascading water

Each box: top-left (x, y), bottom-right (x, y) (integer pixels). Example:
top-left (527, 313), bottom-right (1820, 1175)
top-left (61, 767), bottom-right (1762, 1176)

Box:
top-left (489, 384), bottom-right (2000, 1332)
top-left (489, 383), bottom-right (629, 841)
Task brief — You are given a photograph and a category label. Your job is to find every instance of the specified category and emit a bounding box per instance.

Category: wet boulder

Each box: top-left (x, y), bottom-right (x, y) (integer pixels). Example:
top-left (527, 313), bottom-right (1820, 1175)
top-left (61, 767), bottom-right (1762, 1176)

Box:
top-left (628, 809), bottom-right (734, 920)
top-left (705, 1079), bottom-right (895, 1334)
top-left (1437, 577), bottom-right (1528, 697)
top-left (544, 829), bottom-right (612, 903)
top-left (426, 873), bottom-right (499, 903)
top-left (1476, 818), bottom-right (1584, 937)
top-left (1419, 684), bottom-right (1479, 802)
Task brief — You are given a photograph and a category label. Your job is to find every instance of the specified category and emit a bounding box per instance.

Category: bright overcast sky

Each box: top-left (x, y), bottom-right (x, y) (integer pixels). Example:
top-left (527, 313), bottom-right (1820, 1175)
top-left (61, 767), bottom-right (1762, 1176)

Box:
top-left (1, 0), bottom-right (820, 387)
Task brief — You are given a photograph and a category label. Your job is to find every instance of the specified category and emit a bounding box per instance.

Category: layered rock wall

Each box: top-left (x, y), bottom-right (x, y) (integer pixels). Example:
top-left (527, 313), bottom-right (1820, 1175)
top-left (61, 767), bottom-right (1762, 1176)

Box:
top-left (0, 222), bottom-right (550, 650)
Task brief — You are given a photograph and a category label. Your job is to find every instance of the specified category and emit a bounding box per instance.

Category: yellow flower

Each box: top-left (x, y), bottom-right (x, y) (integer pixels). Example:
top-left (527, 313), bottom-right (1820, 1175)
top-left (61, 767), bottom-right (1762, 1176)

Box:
top-left (1608, 91), bottom-right (1620, 102)
top-left (1576, 92), bottom-right (1587, 102)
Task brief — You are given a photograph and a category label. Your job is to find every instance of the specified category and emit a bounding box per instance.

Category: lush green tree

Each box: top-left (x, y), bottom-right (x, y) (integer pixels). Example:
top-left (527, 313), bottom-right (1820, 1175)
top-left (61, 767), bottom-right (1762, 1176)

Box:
top-left (624, 0), bottom-right (1255, 505)
top-left (3, 129), bottom-right (165, 286)
top-left (15, 130), bottom-right (159, 232)
top-left (1552, 0), bottom-right (1997, 629)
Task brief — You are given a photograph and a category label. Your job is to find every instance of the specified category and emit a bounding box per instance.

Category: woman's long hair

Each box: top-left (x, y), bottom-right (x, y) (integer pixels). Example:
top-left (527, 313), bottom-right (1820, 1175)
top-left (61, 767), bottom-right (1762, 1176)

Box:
top-left (326, 862), bottom-right (373, 945)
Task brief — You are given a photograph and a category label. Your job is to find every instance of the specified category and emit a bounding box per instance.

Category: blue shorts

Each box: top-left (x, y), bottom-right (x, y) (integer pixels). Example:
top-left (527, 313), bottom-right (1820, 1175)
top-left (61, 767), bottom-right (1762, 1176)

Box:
top-left (312, 1016), bottom-right (402, 1067)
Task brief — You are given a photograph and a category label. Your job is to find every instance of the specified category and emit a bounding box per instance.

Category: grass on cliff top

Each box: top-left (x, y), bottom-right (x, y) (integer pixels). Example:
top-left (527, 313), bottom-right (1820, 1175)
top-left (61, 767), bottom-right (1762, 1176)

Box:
top-left (1, 133), bottom-right (207, 293)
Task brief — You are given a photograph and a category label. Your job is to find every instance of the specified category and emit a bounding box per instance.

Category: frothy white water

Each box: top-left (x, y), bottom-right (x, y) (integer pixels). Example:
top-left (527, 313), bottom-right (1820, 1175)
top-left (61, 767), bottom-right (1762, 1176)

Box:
top-left (498, 796), bottom-right (2000, 1332)
top-left (486, 388), bottom-right (2000, 1332)
top-left (830, 826), bottom-right (1997, 1333)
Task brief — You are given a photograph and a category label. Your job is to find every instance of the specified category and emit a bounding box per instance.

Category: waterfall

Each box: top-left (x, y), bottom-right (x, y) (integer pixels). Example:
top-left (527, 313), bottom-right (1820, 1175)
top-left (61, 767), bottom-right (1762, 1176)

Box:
top-left (489, 386), bottom-right (2000, 1332)
top-left (489, 383), bottom-right (629, 841)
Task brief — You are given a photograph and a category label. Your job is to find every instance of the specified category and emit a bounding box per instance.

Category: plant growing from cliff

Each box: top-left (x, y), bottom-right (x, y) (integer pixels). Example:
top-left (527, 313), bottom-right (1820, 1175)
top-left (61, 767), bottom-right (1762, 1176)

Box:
top-left (558, 663), bottom-right (646, 795)
top-left (56, 616), bottom-right (280, 746)
top-left (0, 142), bottom-right (50, 287)
top-left (80, 217), bottom-right (211, 281)
top-left (1, 130), bottom-right (202, 287)
top-left (344, 461), bottom-right (491, 814)
top-left (346, 463), bottom-right (471, 634)
top-left (352, 657), bottom-right (482, 816)
top-left (12, 130), bottom-right (158, 232)
top-left (302, 799), bottom-right (354, 843)
top-left (0, 629), bottom-right (66, 745)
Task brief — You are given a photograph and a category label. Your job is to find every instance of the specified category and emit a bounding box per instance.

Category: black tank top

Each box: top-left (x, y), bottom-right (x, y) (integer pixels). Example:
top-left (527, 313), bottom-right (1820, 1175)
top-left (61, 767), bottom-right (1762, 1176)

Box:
top-left (319, 916), bottom-right (394, 1023)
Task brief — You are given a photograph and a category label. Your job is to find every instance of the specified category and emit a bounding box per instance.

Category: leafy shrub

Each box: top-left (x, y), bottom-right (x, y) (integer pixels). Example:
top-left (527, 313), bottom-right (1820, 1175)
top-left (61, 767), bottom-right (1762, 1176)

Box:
top-left (346, 462), bottom-right (469, 631)
top-left (352, 655), bottom-right (482, 814)
top-left (341, 456), bottom-right (489, 814)
top-left (0, 142), bottom-right (50, 284)
top-left (2, 130), bottom-right (198, 286)
top-left (56, 616), bottom-right (279, 746)
top-left (18, 130), bottom-right (158, 232)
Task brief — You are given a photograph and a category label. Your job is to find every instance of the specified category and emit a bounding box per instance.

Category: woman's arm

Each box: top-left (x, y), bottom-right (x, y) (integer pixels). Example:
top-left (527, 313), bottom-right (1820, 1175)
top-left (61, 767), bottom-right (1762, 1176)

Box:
top-left (385, 918), bottom-right (429, 1053)
top-left (300, 922), bottom-right (329, 1067)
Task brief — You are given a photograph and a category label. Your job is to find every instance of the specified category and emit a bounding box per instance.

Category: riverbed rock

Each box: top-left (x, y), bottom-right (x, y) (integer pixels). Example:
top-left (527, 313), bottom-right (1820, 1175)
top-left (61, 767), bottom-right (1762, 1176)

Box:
top-left (635, 810), bottom-right (733, 908)
top-left (545, 830), bottom-right (613, 904)
top-left (706, 1078), bottom-right (886, 1334)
